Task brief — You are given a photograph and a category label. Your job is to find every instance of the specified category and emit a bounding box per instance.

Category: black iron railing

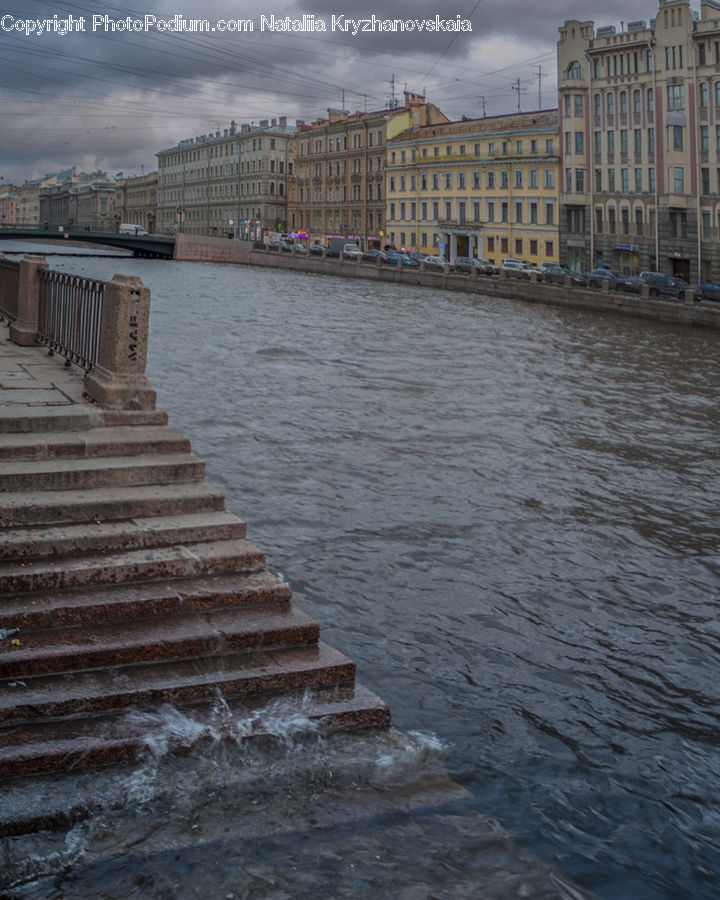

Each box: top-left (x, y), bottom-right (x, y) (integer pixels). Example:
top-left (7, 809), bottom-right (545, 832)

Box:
top-left (37, 269), bottom-right (105, 370)
top-left (0, 258), bottom-right (20, 324)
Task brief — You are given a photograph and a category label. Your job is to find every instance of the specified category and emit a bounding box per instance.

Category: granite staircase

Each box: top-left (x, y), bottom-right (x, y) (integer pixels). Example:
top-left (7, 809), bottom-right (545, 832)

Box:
top-left (0, 401), bottom-right (389, 777)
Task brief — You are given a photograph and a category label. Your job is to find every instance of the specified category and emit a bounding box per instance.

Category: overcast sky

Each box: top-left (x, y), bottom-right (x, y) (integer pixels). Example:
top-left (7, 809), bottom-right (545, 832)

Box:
top-left (1, 0), bottom-right (659, 185)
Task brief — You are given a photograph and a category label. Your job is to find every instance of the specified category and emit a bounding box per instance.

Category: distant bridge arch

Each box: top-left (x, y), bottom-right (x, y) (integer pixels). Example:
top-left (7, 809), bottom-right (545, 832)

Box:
top-left (0, 228), bottom-right (175, 259)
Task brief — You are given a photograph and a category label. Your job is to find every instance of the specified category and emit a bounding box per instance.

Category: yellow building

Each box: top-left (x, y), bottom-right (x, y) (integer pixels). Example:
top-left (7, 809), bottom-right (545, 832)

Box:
top-left (385, 111), bottom-right (560, 267)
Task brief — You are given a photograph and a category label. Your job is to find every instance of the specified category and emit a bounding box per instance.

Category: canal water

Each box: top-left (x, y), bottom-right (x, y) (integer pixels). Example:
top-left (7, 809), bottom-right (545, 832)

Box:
top-left (3, 244), bottom-right (720, 898)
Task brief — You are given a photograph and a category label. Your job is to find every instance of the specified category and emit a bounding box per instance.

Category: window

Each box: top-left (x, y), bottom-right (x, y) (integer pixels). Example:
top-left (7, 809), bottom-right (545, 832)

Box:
top-left (607, 93), bottom-right (615, 116)
top-left (516, 141), bottom-right (523, 153)
top-left (458, 172), bottom-right (466, 189)
top-left (647, 89), bottom-right (654, 113)
top-left (596, 207), bottom-right (603, 234)
top-left (621, 169), bottom-right (629, 193)
top-left (634, 130), bottom-right (642, 154)
top-left (700, 82), bottom-right (709, 108)
top-left (565, 131), bottom-right (572, 154)
top-left (502, 141), bottom-right (510, 155)
top-left (545, 241), bottom-right (554, 257)
top-left (673, 126), bottom-right (684, 151)
top-left (545, 201), bottom-right (554, 225)
top-left (667, 85), bottom-right (685, 110)
top-left (635, 168), bottom-right (643, 192)
top-left (620, 92), bottom-right (628, 114)
top-left (514, 170), bottom-right (523, 188)
top-left (703, 211), bottom-right (712, 239)
top-left (648, 128), bottom-right (655, 154)
top-left (609, 208), bottom-right (616, 234)
top-left (501, 170), bottom-right (509, 189)
top-left (649, 167), bottom-right (656, 193)
top-left (488, 142), bottom-right (495, 156)
top-left (421, 201), bottom-right (428, 220)
top-left (595, 169), bottom-right (602, 192)
top-left (432, 173), bottom-right (439, 189)
top-left (531, 140), bottom-right (538, 153)
top-left (501, 201), bottom-right (508, 223)
top-left (674, 167), bottom-right (684, 193)
top-left (389, 176), bottom-right (396, 192)
top-left (399, 175), bottom-right (406, 191)
top-left (594, 93), bottom-right (602, 116)
top-left (575, 132), bottom-right (584, 154)
top-left (530, 202), bottom-right (538, 224)
top-left (607, 131), bottom-right (615, 155)
top-left (608, 168), bottom-right (616, 192)
top-left (487, 171), bottom-right (495, 189)
top-left (701, 125), bottom-right (709, 152)
top-left (594, 132), bottom-right (602, 154)
top-left (716, 82), bottom-right (720, 107)
top-left (544, 168), bottom-right (554, 189)
top-left (515, 238), bottom-right (523, 255)
top-left (633, 90), bottom-right (642, 114)
top-left (635, 208), bottom-right (643, 233)
top-left (473, 201), bottom-right (480, 221)
top-left (567, 61), bottom-right (582, 79)
top-left (487, 199), bottom-right (495, 222)
top-left (529, 169), bottom-right (538, 188)
top-left (702, 168), bottom-right (710, 194)
top-left (576, 169), bottom-right (585, 192)
top-left (620, 130), bottom-right (628, 154)
top-left (574, 95), bottom-right (583, 116)
top-left (546, 139), bottom-right (554, 154)
top-left (564, 95), bottom-right (571, 117)
top-left (444, 173), bottom-right (452, 189)
top-left (515, 201), bottom-right (523, 223)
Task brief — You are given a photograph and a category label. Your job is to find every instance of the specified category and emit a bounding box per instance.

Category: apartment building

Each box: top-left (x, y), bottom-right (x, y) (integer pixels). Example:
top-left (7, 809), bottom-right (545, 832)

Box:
top-left (385, 111), bottom-right (560, 266)
top-left (291, 92), bottom-right (448, 248)
top-left (39, 174), bottom-right (116, 230)
top-left (157, 118), bottom-right (297, 238)
top-left (558, 0), bottom-right (720, 280)
top-left (115, 172), bottom-right (158, 234)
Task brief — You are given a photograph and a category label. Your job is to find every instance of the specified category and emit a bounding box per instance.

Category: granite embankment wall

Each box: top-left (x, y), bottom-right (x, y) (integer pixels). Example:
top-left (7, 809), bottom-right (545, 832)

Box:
top-left (173, 236), bottom-right (720, 329)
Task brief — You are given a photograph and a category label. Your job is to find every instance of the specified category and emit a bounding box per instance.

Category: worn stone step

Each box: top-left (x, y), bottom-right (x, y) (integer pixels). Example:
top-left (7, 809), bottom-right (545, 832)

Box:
top-left (0, 604), bottom-right (320, 679)
top-left (0, 404), bottom-right (93, 434)
top-left (0, 683), bottom-right (390, 779)
top-left (0, 571), bottom-right (292, 631)
top-left (0, 538), bottom-right (265, 594)
top-left (0, 511), bottom-right (247, 563)
top-left (0, 642), bottom-right (356, 727)
top-left (0, 451), bottom-right (206, 492)
top-left (0, 425), bottom-right (192, 461)
top-left (0, 481), bottom-right (227, 526)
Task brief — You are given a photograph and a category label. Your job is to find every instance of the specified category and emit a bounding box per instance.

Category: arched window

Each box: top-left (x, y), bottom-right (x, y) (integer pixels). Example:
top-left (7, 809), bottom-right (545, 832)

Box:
top-left (633, 90), bottom-right (641, 113)
top-left (567, 61), bottom-right (582, 79)
top-left (620, 91), bottom-right (628, 114)
top-left (594, 93), bottom-right (602, 115)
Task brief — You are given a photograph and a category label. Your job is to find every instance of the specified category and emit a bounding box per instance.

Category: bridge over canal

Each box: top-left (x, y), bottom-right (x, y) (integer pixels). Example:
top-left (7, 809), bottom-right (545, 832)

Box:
top-left (0, 227), bottom-right (175, 259)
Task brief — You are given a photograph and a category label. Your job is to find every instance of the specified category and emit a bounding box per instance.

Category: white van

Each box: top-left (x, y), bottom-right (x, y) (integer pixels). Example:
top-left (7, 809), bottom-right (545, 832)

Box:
top-left (119, 224), bottom-right (149, 236)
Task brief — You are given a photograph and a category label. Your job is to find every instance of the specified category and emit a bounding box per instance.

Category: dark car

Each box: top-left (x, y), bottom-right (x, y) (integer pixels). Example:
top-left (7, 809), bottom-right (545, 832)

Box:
top-left (639, 271), bottom-right (692, 300)
top-left (586, 268), bottom-right (621, 289)
top-left (292, 243), bottom-right (308, 254)
top-left (543, 264), bottom-right (588, 286)
top-left (422, 255), bottom-right (448, 271)
top-left (454, 256), bottom-right (493, 275)
top-left (325, 248), bottom-right (339, 258)
top-left (309, 244), bottom-right (325, 256)
top-left (616, 275), bottom-right (644, 294)
top-left (362, 249), bottom-right (388, 263)
top-left (385, 252), bottom-right (419, 268)
top-left (697, 282), bottom-right (720, 302)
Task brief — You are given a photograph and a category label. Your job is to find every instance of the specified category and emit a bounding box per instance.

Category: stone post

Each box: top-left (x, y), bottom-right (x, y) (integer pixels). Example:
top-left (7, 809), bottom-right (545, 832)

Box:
top-left (9, 255), bottom-right (48, 346)
top-left (84, 274), bottom-right (156, 410)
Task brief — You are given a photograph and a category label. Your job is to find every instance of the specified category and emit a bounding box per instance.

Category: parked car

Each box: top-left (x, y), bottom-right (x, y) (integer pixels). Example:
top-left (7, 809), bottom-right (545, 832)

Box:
top-left (422, 255), bottom-right (448, 271)
top-left (454, 256), bottom-right (494, 275)
top-left (543, 264), bottom-right (588, 286)
top-left (342, 243), bottom-right (363, 260)
top-left (292, 243), bottom-right (308, 254)
top-left (309, 244), bottom-right (325, 256)
top-left (362, 249), bottom-right (388, 263)
top-left (119, 224), bottom-right (149, 236)
top-left (639, 271), bottom-right (692, 300)
top-left (325, 248), bottom-right (339, 258)
top-left (586, 268), bottom-right (621, 289)
top-left (697, 282), bottom-right (720, 302)
top-left (616, 275), bottom-right (645, 294)
top-left (385, 252), bottom-right (419, 268)
top-left (500, 259), bottom-right (531, 279)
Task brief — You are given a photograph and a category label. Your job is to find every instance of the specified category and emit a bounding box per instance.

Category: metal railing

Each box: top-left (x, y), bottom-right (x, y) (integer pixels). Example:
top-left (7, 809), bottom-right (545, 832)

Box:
top-left (37, 269), bottom-right (105, 370)
top-left (0, 258), bottom-right (20, 324)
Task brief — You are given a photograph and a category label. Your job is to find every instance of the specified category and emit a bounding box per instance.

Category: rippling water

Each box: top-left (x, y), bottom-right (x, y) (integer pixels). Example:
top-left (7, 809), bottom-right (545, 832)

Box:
top-left (5, 244), bottom-right (720, 898)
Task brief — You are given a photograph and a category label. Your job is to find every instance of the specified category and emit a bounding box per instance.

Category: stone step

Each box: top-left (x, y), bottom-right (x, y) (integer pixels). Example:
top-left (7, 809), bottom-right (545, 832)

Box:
top-left (0, 452), bottom-right (206, 492)
top-left (0, 571), bottom-right (292, 631)
top-left (0, 604), bottom-right (320, 679)
top-left (0, 682), bottom-right (390, 779)
top-left (0, 538), bottom-right (266, 595)
top-left (0, 642), bottom-right (356, 728)
top-left (0, 481), bottom-right (227, 526)
top-left (0, 425), bottom-right (191, 461)
top-left (0, 511), bottom-right (247, 563)
top-left (0, 404), bottom-right (92, 434)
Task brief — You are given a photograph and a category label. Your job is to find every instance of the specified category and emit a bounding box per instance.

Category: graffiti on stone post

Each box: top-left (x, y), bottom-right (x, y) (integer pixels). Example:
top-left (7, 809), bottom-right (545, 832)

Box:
top-left (129, 313), bottom-right (138, 361)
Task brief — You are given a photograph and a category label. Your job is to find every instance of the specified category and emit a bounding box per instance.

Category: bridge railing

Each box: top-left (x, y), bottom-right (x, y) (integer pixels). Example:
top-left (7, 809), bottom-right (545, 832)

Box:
top-left (37, 269), bottom-right (105, 371)
top-left (4, 253), bottom-right (156, 410)
top-left (0, 257), bottom-right (20, 324)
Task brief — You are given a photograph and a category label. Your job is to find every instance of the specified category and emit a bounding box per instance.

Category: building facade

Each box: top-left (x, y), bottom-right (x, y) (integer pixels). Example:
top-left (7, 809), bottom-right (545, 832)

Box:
top-left (15, 170), bottom-right (75, 227)
top-left (115, 172), bottom-right (158, 233)
top-left (291, 93), bottom-right (448, 248)
top-left (39, 175), bottom-right (116, 230)
top-left (156, 118), bottom-right (297, 238)
top-left (0, 186), bottom-right (18, 226)
top-left (385, 111), bottom-right (560, 266)
top-left (558, 0), bottom-right (720, 280)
